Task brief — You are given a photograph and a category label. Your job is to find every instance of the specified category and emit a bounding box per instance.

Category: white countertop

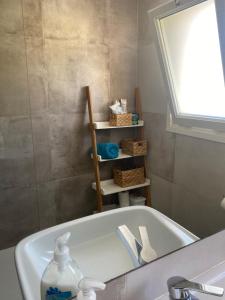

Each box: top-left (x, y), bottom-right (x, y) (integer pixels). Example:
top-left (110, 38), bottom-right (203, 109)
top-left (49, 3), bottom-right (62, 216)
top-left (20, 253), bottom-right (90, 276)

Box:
top-left (0, 247), bottom-right (23, 300)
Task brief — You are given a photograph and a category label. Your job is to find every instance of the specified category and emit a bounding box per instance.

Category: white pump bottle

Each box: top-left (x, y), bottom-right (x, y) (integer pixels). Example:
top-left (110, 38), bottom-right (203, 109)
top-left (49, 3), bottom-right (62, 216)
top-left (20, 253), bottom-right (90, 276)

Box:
top-left (77, 278), bottom-right (106, 300)
top-left (41, 232), bottom-right (83, 300)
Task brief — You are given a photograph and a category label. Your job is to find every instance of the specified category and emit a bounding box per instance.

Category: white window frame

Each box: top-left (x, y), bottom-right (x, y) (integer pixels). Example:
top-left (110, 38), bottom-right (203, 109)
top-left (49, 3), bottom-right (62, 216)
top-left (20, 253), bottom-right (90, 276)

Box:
top-left (148, 0), bottom-right (225, 143)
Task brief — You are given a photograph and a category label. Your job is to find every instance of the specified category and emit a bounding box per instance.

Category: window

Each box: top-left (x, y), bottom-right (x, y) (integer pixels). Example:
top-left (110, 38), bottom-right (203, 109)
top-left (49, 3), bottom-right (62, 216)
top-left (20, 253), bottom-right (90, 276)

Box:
top-left (148, 0), bottom-right (225, 142)
top-left (156, 0), bottom-right (225, 122)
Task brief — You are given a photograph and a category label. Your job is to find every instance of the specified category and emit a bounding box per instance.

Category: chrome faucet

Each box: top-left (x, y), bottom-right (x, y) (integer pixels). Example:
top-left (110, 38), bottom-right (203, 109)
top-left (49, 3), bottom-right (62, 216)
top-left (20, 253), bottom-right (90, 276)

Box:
top-left (168, 276), bottom-right (224, 300)
top-left (116, 225), bottom-right (157, 267)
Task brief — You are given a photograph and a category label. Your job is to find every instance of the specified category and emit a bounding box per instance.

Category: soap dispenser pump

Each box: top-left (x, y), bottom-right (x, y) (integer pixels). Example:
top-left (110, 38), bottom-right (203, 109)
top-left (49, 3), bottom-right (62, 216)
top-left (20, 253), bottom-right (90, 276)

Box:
top-left (77, 278), bottom-right (106, 300)
top-left (41, 232), bottom-right (83, 300)
top-left (54, 232), bottom-right (71, 271)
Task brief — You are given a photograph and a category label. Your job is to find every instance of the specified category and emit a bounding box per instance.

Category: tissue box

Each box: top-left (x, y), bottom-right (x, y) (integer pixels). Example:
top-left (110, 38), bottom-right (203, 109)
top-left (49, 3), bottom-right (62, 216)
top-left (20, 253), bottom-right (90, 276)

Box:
top-left (109, 113), bottom-right (132, 126)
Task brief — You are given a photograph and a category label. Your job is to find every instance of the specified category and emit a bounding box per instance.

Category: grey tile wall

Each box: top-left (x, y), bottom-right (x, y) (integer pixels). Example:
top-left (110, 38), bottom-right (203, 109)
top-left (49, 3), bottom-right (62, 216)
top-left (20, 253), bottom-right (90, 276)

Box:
top-left (150, 174), bottom-right (172, 218)
top-left (110, 47), bottom-right (137, 112)
top-left (0, 187), bottom-right (39, 249)
top-left (171, 182), bottom-right (225, 238)
top-left (138, 44), bottom-right (168, 114)
top-left (174, 135), bottom-right (225, 199)
top-left (143, 112), bottom-right (176, 182)
top-left (0, 35), bottom-right (29, 117)
top-left (0, 116), bottom-right (35, 188)
top-left (42, 0), bottom-right (107, 42)
top-left (0, 0), bottom-right (139, 249)
top-left (26, 37), bottom-right (48, 114)
top-left (0, 0), bottom-right (24, 36)
top-left (38, 173), bottom-right (96, 228)
top-left (22, 0), bottom-right (43, 38)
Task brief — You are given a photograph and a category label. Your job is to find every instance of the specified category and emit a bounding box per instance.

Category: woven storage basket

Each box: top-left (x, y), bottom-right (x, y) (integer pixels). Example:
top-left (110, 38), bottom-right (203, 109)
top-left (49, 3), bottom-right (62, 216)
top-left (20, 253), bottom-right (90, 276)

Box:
top-left (121, 139), bottom-right (147, 156)
top-left (109, 113), bottom-right (132, 126)
top-left (113, 167), bottom-right (145, 187)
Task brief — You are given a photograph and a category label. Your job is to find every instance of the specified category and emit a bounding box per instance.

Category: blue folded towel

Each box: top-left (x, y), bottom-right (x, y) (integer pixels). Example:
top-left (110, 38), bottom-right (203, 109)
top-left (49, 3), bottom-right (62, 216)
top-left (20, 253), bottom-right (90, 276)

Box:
top-left (97, 143), bottom-right (119, 159)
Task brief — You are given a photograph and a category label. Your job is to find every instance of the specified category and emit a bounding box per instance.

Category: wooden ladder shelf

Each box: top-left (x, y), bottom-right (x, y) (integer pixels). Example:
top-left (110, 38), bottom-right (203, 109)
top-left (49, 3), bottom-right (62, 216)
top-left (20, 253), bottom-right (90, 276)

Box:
top-left (85, 86), bottom-right (151, 212)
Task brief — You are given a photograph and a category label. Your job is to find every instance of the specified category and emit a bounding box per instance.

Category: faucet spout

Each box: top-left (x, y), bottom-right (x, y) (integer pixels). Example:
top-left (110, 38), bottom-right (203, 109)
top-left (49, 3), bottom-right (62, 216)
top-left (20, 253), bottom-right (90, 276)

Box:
top-left (168, 276), bottom-right (224, 300)
top-left (116, 225), bottom-right (157, 267)
top-left (116, 225), bottom-right (142, 267)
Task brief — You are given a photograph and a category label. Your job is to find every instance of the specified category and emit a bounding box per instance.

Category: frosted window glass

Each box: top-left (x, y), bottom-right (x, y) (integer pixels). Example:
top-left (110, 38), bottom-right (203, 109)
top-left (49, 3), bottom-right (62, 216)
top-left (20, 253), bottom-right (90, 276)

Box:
top-left (159, 0), bottom-right (225, 119)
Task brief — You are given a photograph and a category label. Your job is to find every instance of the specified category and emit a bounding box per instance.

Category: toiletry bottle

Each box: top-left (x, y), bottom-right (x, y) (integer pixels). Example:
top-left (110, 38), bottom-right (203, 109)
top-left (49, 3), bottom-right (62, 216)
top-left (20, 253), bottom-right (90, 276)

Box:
top-left (41, 232), bottom-right (83, 300)
top-left (77, 278), bottom-right (106, 300)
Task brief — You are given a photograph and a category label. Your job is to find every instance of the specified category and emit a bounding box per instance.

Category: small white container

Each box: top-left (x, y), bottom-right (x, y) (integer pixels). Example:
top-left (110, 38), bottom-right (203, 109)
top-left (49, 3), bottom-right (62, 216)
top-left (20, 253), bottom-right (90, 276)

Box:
top-left (119, 191), bottom-right (130, 207)
top-left (130, 195), bottom-right (146, 206)
top-left (77, 278), bottom-right (105, 300)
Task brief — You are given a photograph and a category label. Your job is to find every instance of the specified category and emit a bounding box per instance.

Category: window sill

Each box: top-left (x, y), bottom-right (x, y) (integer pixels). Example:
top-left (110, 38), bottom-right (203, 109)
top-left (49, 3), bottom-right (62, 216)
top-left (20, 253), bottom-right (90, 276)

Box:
top-left (166, 113), bottom-right (225, 144)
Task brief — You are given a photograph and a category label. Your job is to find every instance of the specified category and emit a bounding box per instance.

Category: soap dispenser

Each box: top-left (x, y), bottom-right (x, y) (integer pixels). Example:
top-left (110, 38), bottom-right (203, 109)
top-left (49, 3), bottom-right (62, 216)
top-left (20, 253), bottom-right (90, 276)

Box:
top-left (41, 232), bottom-right (83, 300)
top-left (77, 278), bottom-right (106, 300)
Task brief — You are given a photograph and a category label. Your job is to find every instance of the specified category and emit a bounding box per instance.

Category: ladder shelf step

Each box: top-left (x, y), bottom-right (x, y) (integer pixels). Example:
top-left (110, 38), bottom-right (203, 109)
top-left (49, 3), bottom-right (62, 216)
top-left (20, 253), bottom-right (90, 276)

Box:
top-left (92, 178), bottom-right (150, 196)
top-left (93, 120), bottom-right (144, 130)
top-left (91, 149), bottom-right (145, 162)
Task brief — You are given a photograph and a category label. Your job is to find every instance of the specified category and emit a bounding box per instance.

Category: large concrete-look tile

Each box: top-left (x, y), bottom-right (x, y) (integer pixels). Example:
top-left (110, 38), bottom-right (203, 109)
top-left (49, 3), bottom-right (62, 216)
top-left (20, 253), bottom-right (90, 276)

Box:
top-left (37, 181), bottom-right (57, 229)
top-left (174, 135), bottom-right (225, 199)
top-left (26, 38), bottom-right (48, 114)
top-left (107, 0), bottom-right (138, 111)
top-left (32, 114), bottom-right (51, 183)
top-left (144, 112), bottom-right (175, 181)
top-left (42, 0), bottom-right (106, 43)
top-left (109, 128), bottom-right (136, 144)
top-left (110, 47), bottom-right (137, 111)
top-left (48, 113), bottom-right (92, 179)
top-left (79, 44), bottom-right (110, 113)
top-left (138, 0), bottom-right (166, 46)
top-left (151, 174), bottom-right (172, 217)
top-left (45, 39), bottom-right (110, 113)
top-left (0, 0), bottom-right (23, 35)
top-left (22, 0), bottom-right (43, 37)
top-left (38, 173), bottom-right (96, 227)
top-left (32, 112), bottom-right (113, 184)
top-left (0, 187), bottom-right (39, 249)
top-left (106, 0), bottom-right (138, 49)
top-left (55, 175), bottom-right (96, 223)
top-left (0, 35), bottom-right (29, 116)
top-left (171, 183), bottom-right (225, 238)
top-left (138, 0), bottom-right (154, 46)
top-left (139, 44), bottom-right (168, 114)
top-left (0, 117), bottom-right (35, 188)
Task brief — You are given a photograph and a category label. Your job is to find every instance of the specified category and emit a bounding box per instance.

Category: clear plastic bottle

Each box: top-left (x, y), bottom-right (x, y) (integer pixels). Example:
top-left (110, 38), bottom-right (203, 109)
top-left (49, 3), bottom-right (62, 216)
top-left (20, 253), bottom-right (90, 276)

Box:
top-left (41, 232), bottom-right (83, 300)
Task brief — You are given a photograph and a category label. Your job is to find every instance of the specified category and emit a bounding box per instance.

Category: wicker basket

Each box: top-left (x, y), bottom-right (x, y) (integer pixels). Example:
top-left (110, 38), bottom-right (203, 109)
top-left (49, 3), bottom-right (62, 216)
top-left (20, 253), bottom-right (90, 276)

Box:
top-left (121, 139), bottom-right (147, 156)
top-left (109, 113), bottom-right (132, 126)
top-left (113, 167), bottom-right (145, 187)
